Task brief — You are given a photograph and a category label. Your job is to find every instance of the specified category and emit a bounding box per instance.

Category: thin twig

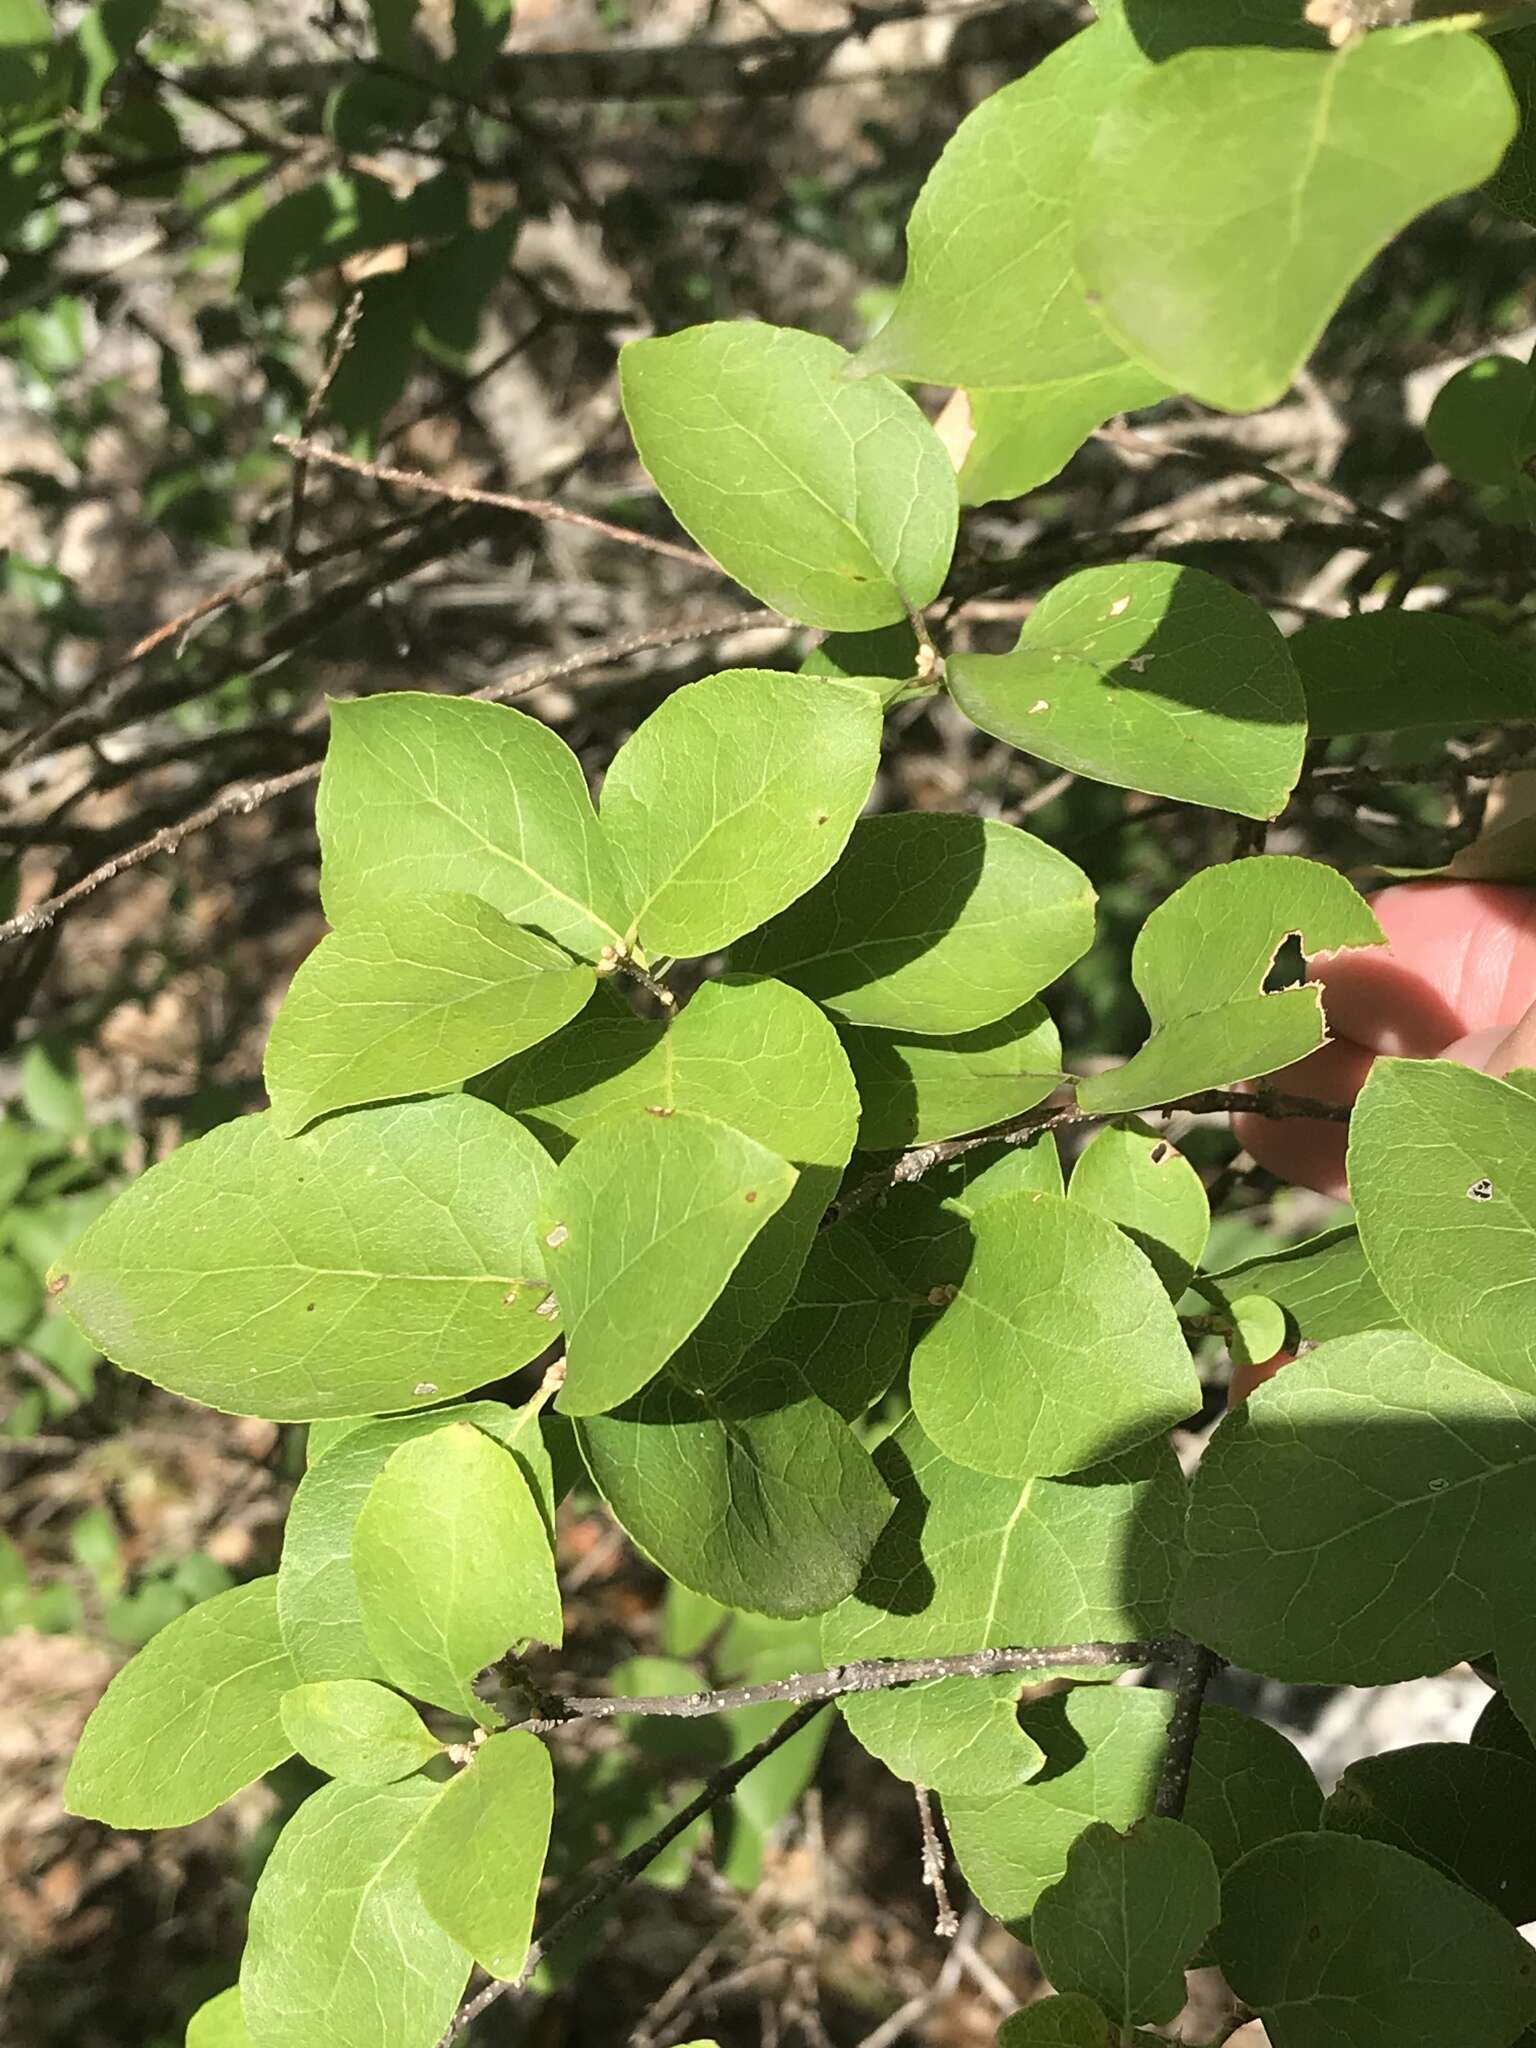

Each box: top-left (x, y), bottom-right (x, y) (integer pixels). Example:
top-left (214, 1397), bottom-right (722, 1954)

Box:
top-left (1155, 1641), bottom-right (1223, 1821)
top-left (913, 1786), bottom-right (959, 1939)
top-left (517, 1640), bottom-right (1171, 1730)
top-left (438, 1700), bottom-right (832, 2047)
top-left (836, 1087), bottom-right (1352, 1216)
top-left (0, 612), bottom-right (787, 944)
top-left (285, 291), bottom-right (365, 564)
top-left (274, 434), bottom-right (721, 572)
top-left (853, 1903), bottom-right (979, 2048)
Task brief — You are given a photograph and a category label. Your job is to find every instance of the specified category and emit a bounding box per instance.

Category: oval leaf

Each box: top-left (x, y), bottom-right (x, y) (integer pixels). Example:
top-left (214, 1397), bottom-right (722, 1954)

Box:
top-left (620, 322), bottom-right (958, 630)
top-left (66, 1578), bottom-right (297, 1828)
top-left (1067, 1119), bottom-right (1209, 1297)
top-left (354, 1423), bottom-right (562, 1717)
top-left (414, 1729), bottom-right (554, 1978)
top-left (242, 1779), bottom-right (470, 2048)
top-left (736, 813), bottom-right (1096, 1035)
top-left (1215, 1832), bottom-right (1536, 2048)
top-left (1324, 1742), bottom-right (1536, 1922)
top-left (265, 894), bottom-right (594, 1134)
top-left (1351, 1058), bottom-right (1536, 1396)
top-left (280, 1680), bottom-right (443, 1784)
top-left (543, 1109), bottom-right (798, 1416)
top-left (1031, 1817), bottom-right (1219, 2029)
top-left (842, 1001), bottom-right (1063, 1151)
top-left (910, 1189), bottom-right (1199, 1480)
top-left (51, 1098), bottom-right (557, 1421)
top-left (1076, 33), bottom-right (1517, 412)
top-left (600, 669), bottom-right (881, 957)
top-left (317, 693), bottom-right (628, 960)
top-left (949, 563), bottom-right (1305, 819)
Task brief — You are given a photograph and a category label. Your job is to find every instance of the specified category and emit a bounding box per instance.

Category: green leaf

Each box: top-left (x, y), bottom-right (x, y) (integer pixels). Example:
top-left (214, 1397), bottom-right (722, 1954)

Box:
top-left (1106, 0), bottom-right (1329, 56)
top-left (619, 322), bottom-right (958, 631)
top-left (1425, 353), bottom-right (1536, 490)
top-left (317, 693), bottom-right (628, 961)
top-left (801, 622), bottom-right (920, 691)
top-left (946, 1686), bottom-right (1320, 1923)
top-left (997, 1996), bottom-right (1113, 2048)
top-left (66, 1579), bottom-right (297, 1827)
top-left (185, 1985), bottom-right (251, 2048)
top-left (485, 978), bottom-right (859, 1369)
top-left (1202, 1222), bottom-right (1395, 1351)
top-left (1067, 1120), bottom-right (1208, 1296)
top-left (951, 564), bottom-right (1304, 819)
top-left (52, 1098), bottom-right (557, 1421)
top-left (599, 669), bottom-right (881, 956)
top-left (240, 172), bottom-right (414, 301)
top-left (1351, 1059), bottom-right (1536, 1396)
top-left (1075, 32), bottom-right (1517, 413)
top-left (354, 1423), bottom-right (562, 1716)
top-left (852, 1138), bottom-right (1065, 1318)
top-left (544, 1110), bottom-right (797, 1416)
top-left (842, 1000), bottom-right (1062, 1151)
top-left (959, 367), bottom-right (1170, 506)
top-left (1031, 1817), bottom-right (1218, 2029)
top-left (1324, 1742), bottom-right (1536, 1922)
top-left (1078, 856), bottom-right (1383, 1116)
top-left (279, 1399), bottom-right (554, 1683)
top-left (1292, 611), bottom-right (1536, 740)
top-left (242, 1779), bottom-right (470, 2048)
top-left (1215, 1832), bottom-right (1536, 2048)
top-left (1227, 1293), bottom-right (1287, 1371)
top-left (1176, 1331), bottom-right (1536, 1682)
top-left (854, 20), bottom-right (1148, 391)
top-left (577, 1259), bottom-right (898, 1621)
top-left (736, 814), bottom-right (1096, 1035)
top-left (824, 1416), bottom-right (1185, 1793)
top-left (264, 894), bottom-right (594, 1134)
top-left (911, 1190), bottom-right (1198, 1480)
top-left (414, 1729), bottom-right (553, 1978)
top-left (280, 1680), bottom-right (443, 1783)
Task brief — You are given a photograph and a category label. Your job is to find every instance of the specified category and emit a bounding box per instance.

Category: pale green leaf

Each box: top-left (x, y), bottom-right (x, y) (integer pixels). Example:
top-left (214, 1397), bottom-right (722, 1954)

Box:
top-left (946, 1686), bottom-right (1319, 1922)
top-left (1031, 1818), bottom-right (1219, 2029)
top-left (949, 564), bottom-right (1305, 819)
top-left (1215, 1833), bottom-right (1536, 2048)
top-left (959, 366), bottom-right (1171, 506)
top-left (1078, 856), bottom-right (1383, 1116)
top-left (1068, 1120), bottom-right (1209, 1296)
top-left (855, 20), bottom-right (1149, 391)
top-left (824, 1414), bottom-right (1184, 1793)
top-left (264, 894), bottom-right (593, 1134)
top-left (242, 1779), bottom-right (469, 2048)
top-left (1175, 1331), bottom-right (1536, 1682)
top-left (484, 977), bottom-right (859, 1369)
top-left (911, 1190), bottom-right (1198, 1480)
top-left (1351, 1058), bottom-right (1536, 1395)
top-left (736, 814), bottom-right (1096, 1035)
top-left (600, 669), bottom-right (881, 957)
top-left (1202, 1223), bottom-right (1395, 1351)
top-left (51, 1098), bottom-right (557, 1421)
top-left (842, 1000), bottom-right (1061, 1151)
top-left (280, 1679), bottom-right (443, 1783)
top-left (997, 1996), bottom-right (1113, 2048)
top-left (1227, 1293), bottom-right (1287, 1371)
top-left (543, 1109), bottom-right (797, 1416)
top-left (414, 1729), bottom-right (553, 1978)
top-left (1324, 1742), bottom-right (1536, 1922)
top-left (1292, 612), bottom-right (1536, 740)
top-left (1075, 33), bottom-right (1517, 413)
top-left (66, 1578), bottom-right (297, 1828)
top-left (354, 1423), bottom-right (562, 1717)
top-left (185, 1986), bottom-right (251, 2048)
top-left (619, 322), bottom-right (958, 630)
top-left (316, 693), bottom-right (628, 959)
top-left (280, 1399), bottom-right (555, 1684)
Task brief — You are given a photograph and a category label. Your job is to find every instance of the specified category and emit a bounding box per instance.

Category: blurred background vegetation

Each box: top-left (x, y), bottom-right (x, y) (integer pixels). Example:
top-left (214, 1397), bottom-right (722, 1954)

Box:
top-left (3, 2), bottom-right (1534, 2043)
